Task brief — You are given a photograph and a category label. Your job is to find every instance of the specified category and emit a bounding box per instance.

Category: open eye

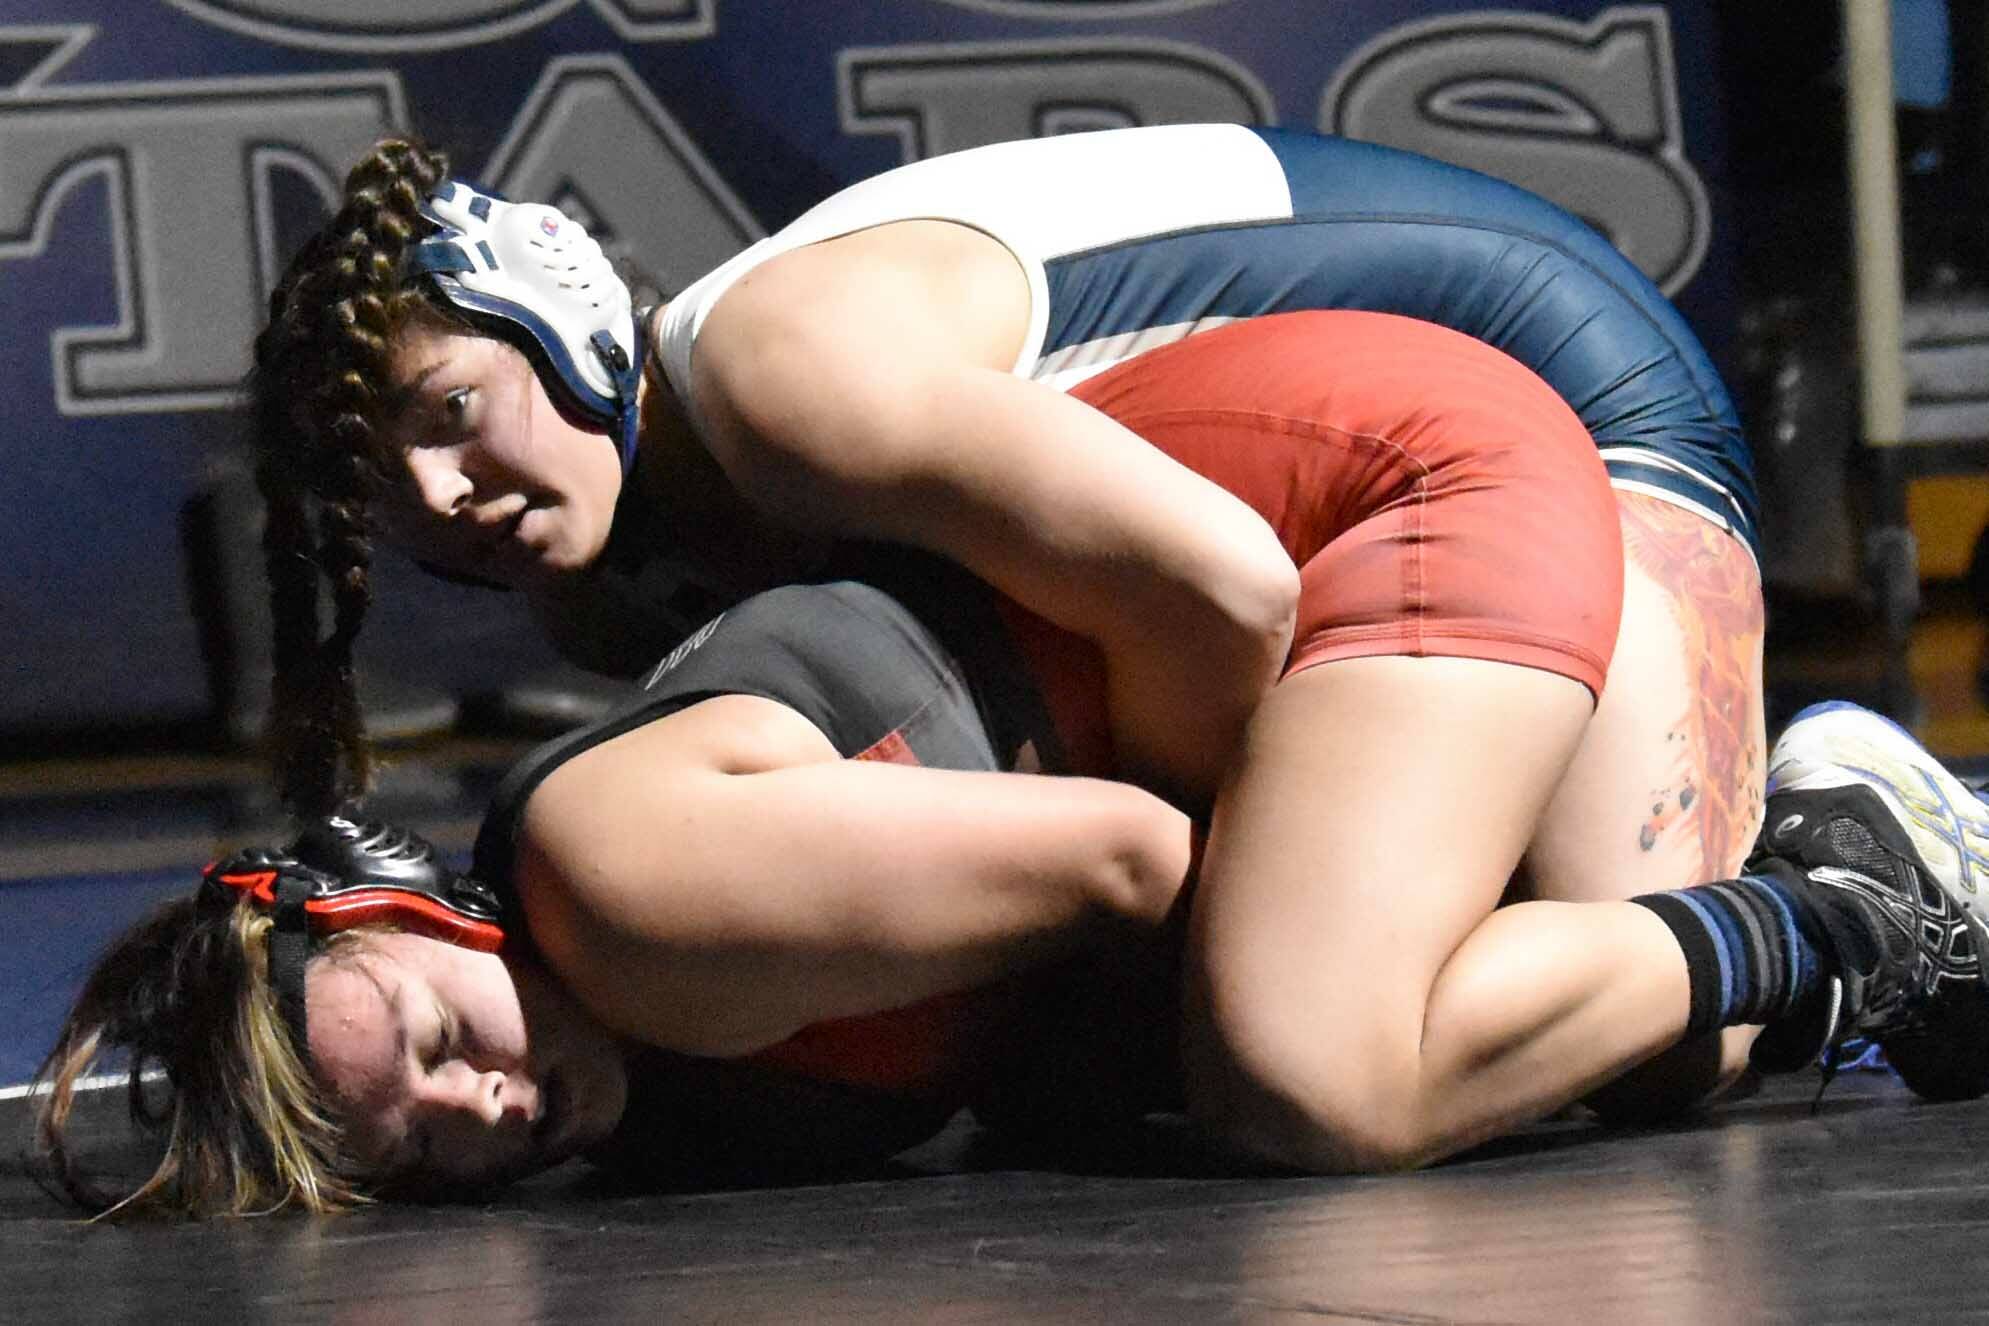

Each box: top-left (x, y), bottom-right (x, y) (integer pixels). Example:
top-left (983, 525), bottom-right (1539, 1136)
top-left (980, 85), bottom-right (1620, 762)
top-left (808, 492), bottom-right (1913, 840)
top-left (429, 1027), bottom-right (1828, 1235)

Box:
top-left (443, 386), bottom-right (473, 423)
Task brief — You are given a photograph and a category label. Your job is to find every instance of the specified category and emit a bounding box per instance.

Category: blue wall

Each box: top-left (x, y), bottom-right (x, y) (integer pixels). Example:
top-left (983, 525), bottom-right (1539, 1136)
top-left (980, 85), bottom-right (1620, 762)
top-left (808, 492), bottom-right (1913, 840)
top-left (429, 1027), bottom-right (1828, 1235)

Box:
top-left (1, 0), bottom-right (1736, 731)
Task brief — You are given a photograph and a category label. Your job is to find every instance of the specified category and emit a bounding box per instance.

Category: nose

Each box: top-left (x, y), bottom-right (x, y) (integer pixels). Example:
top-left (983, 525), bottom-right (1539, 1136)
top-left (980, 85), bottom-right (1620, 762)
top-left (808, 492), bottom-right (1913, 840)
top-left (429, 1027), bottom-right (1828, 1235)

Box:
top-left (405, 447), bottom-right (472, 518)
top-left (457, 1067), bottom-right (538, 1130)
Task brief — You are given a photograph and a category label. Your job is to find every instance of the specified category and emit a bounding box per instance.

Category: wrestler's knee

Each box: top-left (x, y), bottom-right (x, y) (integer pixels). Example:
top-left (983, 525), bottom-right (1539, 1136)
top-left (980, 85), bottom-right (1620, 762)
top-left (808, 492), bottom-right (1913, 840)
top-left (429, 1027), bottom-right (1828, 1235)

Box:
top-left (1180, 981), bottom-right (1429, 1175)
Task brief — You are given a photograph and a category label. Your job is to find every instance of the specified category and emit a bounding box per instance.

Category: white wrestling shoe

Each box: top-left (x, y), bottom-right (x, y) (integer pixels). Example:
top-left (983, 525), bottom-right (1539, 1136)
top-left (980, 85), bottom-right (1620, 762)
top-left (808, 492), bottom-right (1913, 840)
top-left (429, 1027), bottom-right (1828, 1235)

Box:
top-left (1748, 701), bottom-right (1989, 1098)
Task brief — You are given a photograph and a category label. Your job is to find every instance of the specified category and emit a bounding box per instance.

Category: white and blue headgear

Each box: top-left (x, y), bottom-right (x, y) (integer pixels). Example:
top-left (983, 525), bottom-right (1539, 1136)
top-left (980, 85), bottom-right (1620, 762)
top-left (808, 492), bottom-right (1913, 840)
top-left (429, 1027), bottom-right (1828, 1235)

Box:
top-left (412, 182), bottom-right (644, 474)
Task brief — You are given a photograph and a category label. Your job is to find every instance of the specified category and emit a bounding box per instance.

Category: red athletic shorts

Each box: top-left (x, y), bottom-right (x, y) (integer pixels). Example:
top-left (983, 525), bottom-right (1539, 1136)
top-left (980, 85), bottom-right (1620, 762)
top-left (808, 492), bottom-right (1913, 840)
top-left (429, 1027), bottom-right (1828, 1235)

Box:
top-left (1068, 310), bottom-right (1624, 698)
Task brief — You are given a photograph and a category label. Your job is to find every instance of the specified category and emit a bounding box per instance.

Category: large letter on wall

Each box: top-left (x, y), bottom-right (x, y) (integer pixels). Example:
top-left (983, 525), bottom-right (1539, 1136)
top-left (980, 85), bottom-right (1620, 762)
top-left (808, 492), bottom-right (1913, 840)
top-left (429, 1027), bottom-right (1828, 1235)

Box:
top-left (0, 59), bottom-right (400, 414)
top-left (1321, 5), bottom-right (1708, 293)
top-left (841, 38), bottom-right (1273, 161)
top-left (479, 54), bottom-right (761, 296)
top-left (164, 0), bottom-right (712, 52)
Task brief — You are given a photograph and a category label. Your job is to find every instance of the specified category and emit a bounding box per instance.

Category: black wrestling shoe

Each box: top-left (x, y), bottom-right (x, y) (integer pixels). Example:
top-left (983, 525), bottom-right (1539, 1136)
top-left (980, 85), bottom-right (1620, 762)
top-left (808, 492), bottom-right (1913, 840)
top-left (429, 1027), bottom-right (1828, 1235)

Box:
top-left (1746, 703), bottom-right (1989, 1099)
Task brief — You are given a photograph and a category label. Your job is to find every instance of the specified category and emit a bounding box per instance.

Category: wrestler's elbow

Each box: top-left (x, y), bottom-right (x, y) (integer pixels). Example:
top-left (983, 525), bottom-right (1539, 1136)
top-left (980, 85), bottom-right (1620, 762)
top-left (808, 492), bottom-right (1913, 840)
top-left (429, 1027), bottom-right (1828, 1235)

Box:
top-left (1160, 541), bottom-right (1296, 686)
top-left (1082, 790), bottom-right (1197, 930)
top-left (1229, 546), bottom-right (1300, 668)
top-left (1143, 551), bottom-right (1296, 793)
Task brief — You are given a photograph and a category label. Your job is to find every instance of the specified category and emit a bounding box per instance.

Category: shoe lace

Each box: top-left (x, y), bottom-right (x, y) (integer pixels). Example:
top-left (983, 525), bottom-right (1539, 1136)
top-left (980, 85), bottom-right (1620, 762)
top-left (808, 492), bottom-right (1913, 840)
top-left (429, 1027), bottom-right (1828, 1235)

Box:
top-left (1810, 1043), bottom-right (1842, 1113)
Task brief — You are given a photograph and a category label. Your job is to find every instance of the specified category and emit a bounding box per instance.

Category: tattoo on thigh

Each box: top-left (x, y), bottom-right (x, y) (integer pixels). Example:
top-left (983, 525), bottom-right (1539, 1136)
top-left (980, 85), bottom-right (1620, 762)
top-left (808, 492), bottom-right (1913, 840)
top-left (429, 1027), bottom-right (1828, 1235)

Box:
top-left (1620, 494), bottom-right (1767, 877)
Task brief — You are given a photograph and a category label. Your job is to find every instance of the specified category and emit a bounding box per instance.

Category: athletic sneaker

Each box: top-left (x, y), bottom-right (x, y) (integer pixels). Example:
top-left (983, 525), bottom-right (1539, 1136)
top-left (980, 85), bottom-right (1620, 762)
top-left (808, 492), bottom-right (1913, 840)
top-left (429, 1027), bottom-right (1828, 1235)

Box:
top-left (1747, 701), bottom-right (1989, 1098)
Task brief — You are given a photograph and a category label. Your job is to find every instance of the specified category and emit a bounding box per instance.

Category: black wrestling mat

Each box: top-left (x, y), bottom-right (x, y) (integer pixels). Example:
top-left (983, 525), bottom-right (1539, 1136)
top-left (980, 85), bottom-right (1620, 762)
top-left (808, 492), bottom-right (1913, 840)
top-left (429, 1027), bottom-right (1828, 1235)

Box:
top-left (4, 1070), bottom-right (1985, 1323)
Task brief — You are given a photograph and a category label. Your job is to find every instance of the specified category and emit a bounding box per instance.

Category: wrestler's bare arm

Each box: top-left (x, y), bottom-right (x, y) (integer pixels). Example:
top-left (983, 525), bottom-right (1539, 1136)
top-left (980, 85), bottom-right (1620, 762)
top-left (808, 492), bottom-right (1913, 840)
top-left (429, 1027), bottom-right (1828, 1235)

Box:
top-left (511, 692), bottom-right (1195, 1058)
top-left (689, 223), bottom-right (1298, 808)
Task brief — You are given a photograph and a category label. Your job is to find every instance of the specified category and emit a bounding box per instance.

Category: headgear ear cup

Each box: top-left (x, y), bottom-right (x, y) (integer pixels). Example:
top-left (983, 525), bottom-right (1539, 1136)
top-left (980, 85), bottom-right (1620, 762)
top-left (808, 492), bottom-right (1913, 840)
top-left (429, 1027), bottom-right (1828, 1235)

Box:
top-left (203, 817), bottom-right (510, 1063)
top-left (411, 182), bottom-right (645, 473)
top-left (289, 817), bottom-right (507, 950)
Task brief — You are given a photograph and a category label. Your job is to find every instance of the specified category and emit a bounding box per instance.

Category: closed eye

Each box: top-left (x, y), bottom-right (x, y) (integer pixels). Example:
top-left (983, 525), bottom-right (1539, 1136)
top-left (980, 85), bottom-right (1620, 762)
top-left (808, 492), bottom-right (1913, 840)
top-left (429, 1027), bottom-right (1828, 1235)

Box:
top-left (426, 999), bottom-right (457, 1072)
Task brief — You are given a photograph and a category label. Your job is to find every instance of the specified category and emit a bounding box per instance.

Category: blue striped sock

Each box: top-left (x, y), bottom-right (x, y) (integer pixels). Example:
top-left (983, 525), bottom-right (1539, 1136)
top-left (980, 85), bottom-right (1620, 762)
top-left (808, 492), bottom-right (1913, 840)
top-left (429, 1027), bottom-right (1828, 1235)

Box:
top-left (1631, 870), bottom-right (1826, 1038)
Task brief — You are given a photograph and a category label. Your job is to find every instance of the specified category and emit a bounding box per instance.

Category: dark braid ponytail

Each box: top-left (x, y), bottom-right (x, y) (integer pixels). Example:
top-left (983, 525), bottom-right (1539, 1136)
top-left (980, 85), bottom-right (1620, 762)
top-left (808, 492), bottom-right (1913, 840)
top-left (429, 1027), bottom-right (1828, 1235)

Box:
top-left (247, 138), bottom-right (471, 814)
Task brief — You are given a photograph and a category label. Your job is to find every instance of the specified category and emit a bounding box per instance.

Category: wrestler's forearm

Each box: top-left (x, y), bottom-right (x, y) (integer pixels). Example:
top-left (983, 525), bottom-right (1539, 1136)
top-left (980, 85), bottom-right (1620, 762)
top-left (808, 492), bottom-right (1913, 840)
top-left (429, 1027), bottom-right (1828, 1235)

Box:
top-left (511, 697), bottom-right (1196, 1056)
top-left (695, 270), bottom-right (1298, 807)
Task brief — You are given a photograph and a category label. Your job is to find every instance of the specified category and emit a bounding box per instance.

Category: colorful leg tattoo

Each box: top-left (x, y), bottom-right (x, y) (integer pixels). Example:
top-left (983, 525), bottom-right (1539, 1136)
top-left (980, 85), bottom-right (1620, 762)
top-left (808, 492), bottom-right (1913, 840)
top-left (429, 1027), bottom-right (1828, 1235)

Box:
top-left (1619, 492), bottom-right (1767, 878)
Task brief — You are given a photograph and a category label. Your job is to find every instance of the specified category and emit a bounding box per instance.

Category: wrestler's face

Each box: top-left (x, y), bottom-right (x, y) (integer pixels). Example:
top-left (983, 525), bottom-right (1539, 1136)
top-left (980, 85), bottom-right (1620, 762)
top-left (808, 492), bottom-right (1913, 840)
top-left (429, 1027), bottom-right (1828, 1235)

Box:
top-left (306, 931), bottom-right (629, 1194)
top-left (376, 325), bottom-right (624, 589)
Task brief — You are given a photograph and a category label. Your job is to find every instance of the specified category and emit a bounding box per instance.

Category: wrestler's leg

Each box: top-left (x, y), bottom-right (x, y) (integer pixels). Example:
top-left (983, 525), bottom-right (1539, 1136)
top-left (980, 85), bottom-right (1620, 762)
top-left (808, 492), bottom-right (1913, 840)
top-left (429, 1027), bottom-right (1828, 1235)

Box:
top-left (1181, 654), bottom-right (1697, 1173)
top-left (1521, 492), bottom-right (1768, 1119)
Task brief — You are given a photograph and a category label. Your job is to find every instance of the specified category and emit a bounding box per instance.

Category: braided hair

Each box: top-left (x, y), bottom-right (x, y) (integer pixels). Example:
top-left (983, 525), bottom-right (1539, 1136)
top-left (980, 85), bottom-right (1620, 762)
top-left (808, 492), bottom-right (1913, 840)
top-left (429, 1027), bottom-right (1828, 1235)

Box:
top-left (247, 139), bottom-right (479, 815)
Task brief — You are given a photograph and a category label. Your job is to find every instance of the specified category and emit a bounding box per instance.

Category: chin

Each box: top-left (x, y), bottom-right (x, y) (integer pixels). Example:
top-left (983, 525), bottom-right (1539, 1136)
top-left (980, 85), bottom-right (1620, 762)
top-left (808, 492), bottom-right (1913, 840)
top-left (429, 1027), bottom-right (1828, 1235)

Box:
top-left (531, 547), bottom-right (591, 581)
top-left (572, 521), bottom-right (615, 570)
top-left (543, 520), bottom-right (612, 575)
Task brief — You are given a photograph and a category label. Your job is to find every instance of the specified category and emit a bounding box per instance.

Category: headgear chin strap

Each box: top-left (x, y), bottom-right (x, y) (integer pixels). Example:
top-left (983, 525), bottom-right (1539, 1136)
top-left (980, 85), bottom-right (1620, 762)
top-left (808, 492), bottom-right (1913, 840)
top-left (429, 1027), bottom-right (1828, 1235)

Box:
top-left (412, 182), bottom-right (645, 475)
top-left (203, 817), bottom-right (508, 1063)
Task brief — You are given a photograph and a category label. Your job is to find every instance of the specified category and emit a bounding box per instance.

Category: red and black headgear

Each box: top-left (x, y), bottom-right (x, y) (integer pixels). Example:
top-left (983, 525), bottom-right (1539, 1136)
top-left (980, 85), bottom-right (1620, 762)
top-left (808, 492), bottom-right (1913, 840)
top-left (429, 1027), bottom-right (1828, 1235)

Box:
top-left (202, 817), bottom-right (507, 1060)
